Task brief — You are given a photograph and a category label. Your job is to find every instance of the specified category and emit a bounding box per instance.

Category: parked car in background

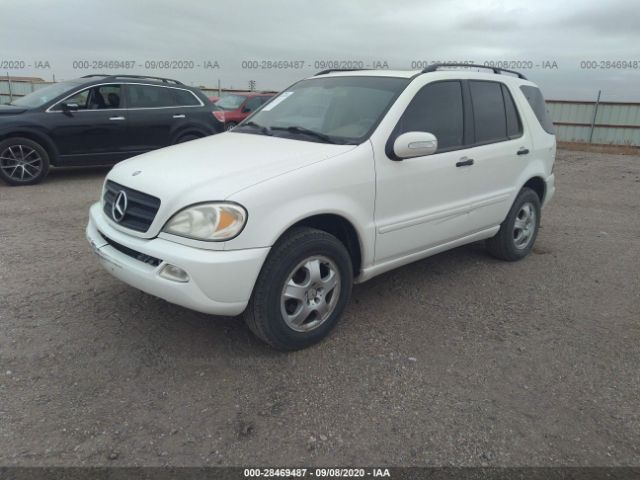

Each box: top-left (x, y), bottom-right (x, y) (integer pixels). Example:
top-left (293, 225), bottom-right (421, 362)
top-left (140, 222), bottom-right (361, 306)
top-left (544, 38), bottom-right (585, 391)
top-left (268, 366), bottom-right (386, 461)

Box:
top-left (215, 91), bottom-right (276, 130)
top-left (0, 74), bottom-right (225, 186)
top-left (87, 64), bottom-right (556, 350)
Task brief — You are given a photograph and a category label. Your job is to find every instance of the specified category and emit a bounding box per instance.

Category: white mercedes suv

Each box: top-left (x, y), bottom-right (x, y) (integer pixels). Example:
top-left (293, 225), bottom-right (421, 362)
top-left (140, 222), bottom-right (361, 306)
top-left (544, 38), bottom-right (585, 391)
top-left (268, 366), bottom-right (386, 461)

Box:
top-left (87, 64), bottom-right (556, 350)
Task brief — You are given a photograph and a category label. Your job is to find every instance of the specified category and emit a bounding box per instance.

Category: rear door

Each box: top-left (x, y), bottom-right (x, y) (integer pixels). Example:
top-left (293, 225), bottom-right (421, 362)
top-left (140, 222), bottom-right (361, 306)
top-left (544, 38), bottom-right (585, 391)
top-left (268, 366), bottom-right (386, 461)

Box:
top-left (462, 81), bottom-right (533, 230)
top-left (125, 84), bottom-right (200, 152)
top-left (47, 83), bottom-right (129, 164)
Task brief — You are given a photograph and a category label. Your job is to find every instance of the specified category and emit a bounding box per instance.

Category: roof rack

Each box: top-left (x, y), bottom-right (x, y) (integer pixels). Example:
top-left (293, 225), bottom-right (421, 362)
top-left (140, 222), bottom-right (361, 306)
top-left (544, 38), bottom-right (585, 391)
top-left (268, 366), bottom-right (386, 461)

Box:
top-left (81, 74), bottom-right (184, 85)
top-left (314, 68), bottom-right (365, 76)
top-left (422, 63), bottom-right (527, 80)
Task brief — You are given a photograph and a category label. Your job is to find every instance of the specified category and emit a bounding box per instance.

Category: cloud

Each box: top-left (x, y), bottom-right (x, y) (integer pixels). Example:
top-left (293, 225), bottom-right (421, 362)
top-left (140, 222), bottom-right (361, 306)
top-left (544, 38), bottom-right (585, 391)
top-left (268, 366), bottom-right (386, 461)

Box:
top-left (1, 0), bottom-right (639, 100)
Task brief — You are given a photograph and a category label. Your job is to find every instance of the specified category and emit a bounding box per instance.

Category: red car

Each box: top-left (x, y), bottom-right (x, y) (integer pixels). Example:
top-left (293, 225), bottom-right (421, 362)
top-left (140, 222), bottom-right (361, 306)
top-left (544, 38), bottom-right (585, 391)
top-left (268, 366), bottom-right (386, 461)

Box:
top-left (215, 92), bottom-right (275, 130)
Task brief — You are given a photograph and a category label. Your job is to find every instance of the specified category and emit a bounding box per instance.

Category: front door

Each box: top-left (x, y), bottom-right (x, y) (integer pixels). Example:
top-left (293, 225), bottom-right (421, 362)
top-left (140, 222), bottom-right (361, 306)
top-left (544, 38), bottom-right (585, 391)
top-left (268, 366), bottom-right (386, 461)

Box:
top-left (47, 83), bottom-right (129, 164)
top-left (373, 80), bottom-right (476, 263)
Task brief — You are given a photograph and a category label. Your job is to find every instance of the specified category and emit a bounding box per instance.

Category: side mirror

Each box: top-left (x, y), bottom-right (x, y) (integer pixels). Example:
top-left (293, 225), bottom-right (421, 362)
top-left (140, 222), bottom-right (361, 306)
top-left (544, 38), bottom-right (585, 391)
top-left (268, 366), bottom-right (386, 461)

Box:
top-left (393, 132), bottom-right (438, 159)
top-left (242, 107), bottom-right (251, 113)
top-left (61, 102), bottom-right (79, 112)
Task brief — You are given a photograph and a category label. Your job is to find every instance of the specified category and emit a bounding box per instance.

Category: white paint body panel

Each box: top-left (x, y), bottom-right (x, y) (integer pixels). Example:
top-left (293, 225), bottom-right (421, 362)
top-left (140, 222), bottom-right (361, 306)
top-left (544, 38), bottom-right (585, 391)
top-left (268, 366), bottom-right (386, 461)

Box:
top-left (88, 70), bottom-right (556, 316)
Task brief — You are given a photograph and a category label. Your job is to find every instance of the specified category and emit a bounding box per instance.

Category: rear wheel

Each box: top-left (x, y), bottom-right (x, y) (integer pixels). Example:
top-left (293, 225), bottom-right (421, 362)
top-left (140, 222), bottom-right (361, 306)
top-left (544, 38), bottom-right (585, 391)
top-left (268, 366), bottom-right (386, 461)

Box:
top-left (486, 187), bottom-right (541, 261)
top-left (0, 137), bottom-right (50, 186)
top-left (244, 227), bottom-right (353, 350)
top-left (225, 122), bottom-right (237, 131)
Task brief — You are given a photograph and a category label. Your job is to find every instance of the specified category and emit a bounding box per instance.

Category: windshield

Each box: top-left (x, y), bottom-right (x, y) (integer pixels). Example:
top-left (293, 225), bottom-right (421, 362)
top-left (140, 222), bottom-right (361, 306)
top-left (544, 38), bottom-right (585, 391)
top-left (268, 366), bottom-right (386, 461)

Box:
top-left (234, 76), bottom-right (410, 144)
top-left (216, 94), bottom-right (248, 110)
top-left (10, 81), bottom-right (83, 108)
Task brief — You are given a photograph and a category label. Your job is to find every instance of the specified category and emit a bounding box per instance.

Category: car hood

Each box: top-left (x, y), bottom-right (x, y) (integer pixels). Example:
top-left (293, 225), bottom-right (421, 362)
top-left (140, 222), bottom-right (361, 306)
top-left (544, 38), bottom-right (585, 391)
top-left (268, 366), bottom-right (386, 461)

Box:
top-left (106, 132), bottom-right (356, 238)
top-left (0, 105), bottom-right (28, 114)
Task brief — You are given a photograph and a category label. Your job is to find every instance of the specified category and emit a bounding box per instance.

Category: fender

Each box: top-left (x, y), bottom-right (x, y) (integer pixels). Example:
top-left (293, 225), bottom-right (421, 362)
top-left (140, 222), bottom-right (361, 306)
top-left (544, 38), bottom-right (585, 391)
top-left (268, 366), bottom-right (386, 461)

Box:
top-left (226, 144), bottom-right (377, 268)
top-left (0, 126), bottom-right (59, 165)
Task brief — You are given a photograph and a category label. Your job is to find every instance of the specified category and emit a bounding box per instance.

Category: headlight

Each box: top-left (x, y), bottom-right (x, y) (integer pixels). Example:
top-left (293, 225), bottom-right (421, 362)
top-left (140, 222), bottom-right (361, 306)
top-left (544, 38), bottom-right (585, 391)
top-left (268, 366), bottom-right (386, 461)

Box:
top-left (163, 202), bottom-right (247, 241)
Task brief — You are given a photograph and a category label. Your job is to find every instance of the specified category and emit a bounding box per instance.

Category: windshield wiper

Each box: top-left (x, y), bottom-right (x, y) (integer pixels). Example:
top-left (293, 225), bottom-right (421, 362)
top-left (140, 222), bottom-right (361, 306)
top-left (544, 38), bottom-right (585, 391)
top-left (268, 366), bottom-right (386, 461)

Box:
top-left (271, 126), bottom-right (337, 144)
top-left (238, 121), bottom-right (273, 136)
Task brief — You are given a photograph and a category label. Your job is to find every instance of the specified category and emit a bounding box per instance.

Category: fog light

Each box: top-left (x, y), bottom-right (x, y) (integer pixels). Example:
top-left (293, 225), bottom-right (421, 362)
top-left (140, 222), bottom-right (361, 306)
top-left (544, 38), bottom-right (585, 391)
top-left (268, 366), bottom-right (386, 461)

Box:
top-left (159, 264), bottom-right (190, 283)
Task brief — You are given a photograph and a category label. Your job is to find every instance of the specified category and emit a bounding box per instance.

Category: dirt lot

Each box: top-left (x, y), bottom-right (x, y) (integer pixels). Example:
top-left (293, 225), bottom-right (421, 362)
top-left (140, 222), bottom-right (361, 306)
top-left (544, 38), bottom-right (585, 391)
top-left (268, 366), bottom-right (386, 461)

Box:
top-left (0, 150), bottom-right (639, 467)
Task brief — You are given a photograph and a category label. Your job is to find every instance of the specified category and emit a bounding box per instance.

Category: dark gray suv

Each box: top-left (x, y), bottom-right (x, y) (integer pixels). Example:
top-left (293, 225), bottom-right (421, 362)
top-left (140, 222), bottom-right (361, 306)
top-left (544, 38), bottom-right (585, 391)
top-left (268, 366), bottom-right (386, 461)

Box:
top-left (0, 74), bottom-right (225, 185)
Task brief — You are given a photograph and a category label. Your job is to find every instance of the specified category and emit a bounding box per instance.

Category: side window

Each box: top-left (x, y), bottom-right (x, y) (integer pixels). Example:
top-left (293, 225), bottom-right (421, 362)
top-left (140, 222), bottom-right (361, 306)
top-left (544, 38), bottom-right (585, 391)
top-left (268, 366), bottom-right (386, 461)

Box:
top-left (469, 81), bottom-right (507, 144)
top-left (502, 84), bottom-right (523, 139)
top-left (92, 85), bottom-right (122, 109)
top-left (172, 88), bottom-right (200, 106)
top-left (59, 89), bottom-right (90, 110)
top-left (397, 81), bottom-right (464, 151)
top-left (520, 85), bottom-right (555, 134)
top-left (54, 84), bottom-right (122, 110)
top-left (243, 97), bottom-right (263, 113)
top-left (127, 85), bottom-right (175, 108)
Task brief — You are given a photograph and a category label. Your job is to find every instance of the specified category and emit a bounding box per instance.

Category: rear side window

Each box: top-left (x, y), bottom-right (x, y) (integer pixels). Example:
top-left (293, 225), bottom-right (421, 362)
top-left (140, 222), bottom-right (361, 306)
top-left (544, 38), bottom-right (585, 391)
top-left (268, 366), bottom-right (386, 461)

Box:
top-left (469, 81), bottom-right (507, 144)
top-left (172, 88), bottom-right (201, 106)
top-left (502, 84), bottom-right (523, 138)
top-left (397, 81), bottom-right (464, 151)
top-left (127, 84), bottom-right (175, 108)
top-left (520, 85), bottom-right (555, 134)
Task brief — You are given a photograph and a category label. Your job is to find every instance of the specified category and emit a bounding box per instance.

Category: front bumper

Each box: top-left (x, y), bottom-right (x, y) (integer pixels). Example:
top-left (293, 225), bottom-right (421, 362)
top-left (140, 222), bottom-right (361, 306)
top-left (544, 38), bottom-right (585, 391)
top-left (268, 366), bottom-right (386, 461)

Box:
top-left (86, 203), bottom-right (269, 316)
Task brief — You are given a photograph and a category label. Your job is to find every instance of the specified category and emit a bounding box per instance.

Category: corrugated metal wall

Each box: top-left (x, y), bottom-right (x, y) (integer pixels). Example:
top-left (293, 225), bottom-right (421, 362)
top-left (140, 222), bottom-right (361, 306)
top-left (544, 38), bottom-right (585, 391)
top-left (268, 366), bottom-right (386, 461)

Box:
top-left (0, 80), bottom-right (263, 104)
top-left (546, 101), bottom-right (640, 146)
top-left (0, 80), bottom-right (51, 104)
top-left (2, 79), bottom-right (640, 146)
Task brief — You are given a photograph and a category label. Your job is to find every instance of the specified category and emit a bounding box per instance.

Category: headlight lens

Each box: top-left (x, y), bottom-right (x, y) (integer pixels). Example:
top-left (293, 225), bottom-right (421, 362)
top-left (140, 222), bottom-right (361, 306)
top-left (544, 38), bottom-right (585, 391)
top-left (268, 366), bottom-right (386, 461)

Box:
top-left (163, 203), bottom-right (247, 241)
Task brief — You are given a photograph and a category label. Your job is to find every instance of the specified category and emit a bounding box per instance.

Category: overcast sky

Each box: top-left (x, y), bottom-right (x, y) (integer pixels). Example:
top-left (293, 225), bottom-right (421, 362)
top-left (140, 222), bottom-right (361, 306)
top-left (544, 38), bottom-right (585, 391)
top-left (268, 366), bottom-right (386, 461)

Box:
top-left (2, 0), bottom-right (639, 100)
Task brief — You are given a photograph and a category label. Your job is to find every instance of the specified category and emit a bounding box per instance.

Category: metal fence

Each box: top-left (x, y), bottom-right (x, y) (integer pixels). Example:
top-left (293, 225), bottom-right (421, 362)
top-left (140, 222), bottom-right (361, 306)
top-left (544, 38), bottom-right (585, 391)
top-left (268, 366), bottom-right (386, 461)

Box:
top-left (2, 78), bottom-right (640, 147)
top-left (0, 78), bottom-right (52, 104)
top-left (547, 98), bottom-right (640, 146)
top-left (0, 78), bottom-right (265, 105)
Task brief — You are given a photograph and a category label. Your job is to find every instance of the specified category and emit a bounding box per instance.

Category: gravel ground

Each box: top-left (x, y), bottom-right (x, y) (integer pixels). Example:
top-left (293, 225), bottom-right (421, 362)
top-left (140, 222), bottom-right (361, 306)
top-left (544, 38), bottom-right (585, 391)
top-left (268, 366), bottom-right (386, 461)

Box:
top-left (0, 150), bottom-right (639, 467)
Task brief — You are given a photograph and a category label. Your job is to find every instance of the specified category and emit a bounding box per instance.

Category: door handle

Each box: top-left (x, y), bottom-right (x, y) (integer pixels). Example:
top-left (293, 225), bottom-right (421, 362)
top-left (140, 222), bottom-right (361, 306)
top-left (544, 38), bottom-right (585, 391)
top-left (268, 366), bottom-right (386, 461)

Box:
top-left (109, 116), bottom-right (125, 121)
top-left (456, 157), bottom-right (474, 167)
top-left (173, 114), bottom-right (186, 119)
top-left (517, 148), bottom-right (530, 155)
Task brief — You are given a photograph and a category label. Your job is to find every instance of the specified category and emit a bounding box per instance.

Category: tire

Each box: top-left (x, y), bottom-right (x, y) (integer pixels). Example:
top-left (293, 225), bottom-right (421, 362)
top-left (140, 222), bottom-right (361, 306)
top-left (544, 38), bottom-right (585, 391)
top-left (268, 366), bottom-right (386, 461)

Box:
top-left (244, 227), bottom-right (353, 350)
top-left (0, 137), bottom-right (50, 186)
top-left (175, 133), bottom-right (201, 144)
top-left (225, 122), bottom-right (237, 131)
top-left (486, 187), bottom-right (541, 261)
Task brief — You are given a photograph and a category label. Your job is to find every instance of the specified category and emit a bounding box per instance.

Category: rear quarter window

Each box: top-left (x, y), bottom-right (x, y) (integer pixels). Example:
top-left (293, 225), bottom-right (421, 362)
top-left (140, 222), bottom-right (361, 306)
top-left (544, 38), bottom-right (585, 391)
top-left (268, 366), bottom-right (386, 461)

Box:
top-left (172, 88), bottom-right (201, 106)
top-left (520, 85), bottom-right (555, 134)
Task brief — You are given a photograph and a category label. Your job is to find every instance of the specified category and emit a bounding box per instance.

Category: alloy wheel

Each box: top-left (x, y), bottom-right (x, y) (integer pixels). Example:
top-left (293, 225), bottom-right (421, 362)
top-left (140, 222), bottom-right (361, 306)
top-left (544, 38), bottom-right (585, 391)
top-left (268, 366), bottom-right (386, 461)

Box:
top-left (0, 145), bottom-right (43, 182)
top-left (513, 202), bottom-right (536, 249)
top-left (280, 255), bottom-right (341, 332)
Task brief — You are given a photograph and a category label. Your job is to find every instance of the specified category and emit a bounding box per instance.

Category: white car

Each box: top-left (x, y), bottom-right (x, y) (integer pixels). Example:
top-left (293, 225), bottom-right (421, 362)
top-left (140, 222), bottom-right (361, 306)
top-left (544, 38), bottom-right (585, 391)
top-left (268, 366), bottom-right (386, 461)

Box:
top-left (87, 64), bottom-right (556, 350)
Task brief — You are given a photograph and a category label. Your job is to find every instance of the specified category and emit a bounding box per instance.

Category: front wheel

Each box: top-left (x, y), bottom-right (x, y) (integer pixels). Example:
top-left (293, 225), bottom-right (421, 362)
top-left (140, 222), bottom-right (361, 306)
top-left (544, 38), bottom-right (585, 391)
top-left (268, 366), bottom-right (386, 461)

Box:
top-left (225, 122), bottom-right (237, 131)
top-left (0, 137), bottom-right (50, 186)
top-left (486, 187), bottom-right (541, 261)
top-left (243, 227), bottom-right (353, 350)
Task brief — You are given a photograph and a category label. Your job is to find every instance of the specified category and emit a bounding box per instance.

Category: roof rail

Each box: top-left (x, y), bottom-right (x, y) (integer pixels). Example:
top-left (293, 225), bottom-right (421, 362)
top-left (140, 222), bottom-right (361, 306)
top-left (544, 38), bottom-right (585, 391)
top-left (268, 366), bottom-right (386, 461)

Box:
top-left (422, 63), bottom-right (528, 80)
top-left (81, 74), bottom-right (184, 85)
top-left (314, 68), bottom-right (365, 76)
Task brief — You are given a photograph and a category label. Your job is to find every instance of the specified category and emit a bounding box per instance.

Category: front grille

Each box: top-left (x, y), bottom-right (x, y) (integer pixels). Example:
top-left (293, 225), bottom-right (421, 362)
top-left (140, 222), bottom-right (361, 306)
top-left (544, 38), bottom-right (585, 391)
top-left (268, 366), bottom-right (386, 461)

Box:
top-left (99, 231), bottom-right (162, 267)
top-left (103, 180), bottom-right (161, 233)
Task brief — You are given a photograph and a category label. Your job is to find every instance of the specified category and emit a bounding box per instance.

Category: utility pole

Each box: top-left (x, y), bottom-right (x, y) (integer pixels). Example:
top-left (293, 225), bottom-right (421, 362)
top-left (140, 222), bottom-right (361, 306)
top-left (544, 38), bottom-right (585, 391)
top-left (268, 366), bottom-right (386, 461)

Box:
top-left (6, 72), bottom-right (13, 103)
top-left (589, 90), bottom-right (601, 144)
